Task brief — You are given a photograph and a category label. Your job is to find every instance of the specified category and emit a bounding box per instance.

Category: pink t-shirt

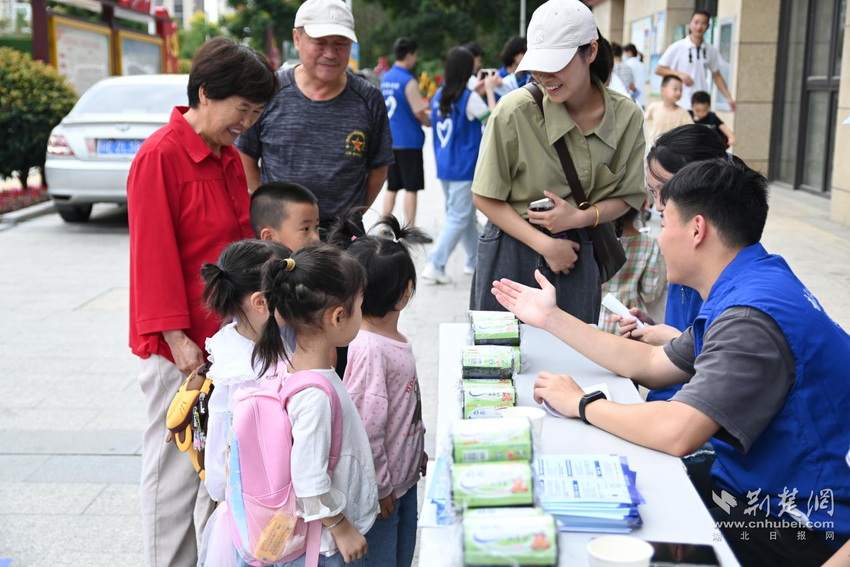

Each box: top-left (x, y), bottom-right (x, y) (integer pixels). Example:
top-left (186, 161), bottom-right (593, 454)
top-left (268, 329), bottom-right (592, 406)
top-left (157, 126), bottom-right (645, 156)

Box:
top-left (343, 329), bottom-right (425, 500)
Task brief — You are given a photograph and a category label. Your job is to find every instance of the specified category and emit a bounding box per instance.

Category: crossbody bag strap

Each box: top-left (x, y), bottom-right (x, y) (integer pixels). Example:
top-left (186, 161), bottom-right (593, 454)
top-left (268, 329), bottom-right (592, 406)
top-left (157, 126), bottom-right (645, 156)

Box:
top-left (523, 83), bottom-right (590, 206)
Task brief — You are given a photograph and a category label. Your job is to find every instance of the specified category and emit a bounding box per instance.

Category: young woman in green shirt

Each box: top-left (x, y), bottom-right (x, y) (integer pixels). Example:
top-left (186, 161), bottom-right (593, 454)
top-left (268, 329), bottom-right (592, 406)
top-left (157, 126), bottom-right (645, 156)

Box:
top-left (470, 0), bottom-right (647, 322)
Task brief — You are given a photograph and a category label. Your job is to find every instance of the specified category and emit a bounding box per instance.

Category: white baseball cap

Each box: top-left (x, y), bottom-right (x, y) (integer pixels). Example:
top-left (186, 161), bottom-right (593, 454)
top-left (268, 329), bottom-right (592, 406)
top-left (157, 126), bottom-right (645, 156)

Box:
top-left (294, 0), bottom-right (358, 43)
top-left (517, 0), bottom-right (599, 74)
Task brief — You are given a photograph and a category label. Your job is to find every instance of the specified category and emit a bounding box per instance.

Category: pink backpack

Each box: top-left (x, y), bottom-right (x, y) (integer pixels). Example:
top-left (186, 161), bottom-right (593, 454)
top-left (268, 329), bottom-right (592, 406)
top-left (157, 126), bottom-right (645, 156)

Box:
top-left (225, 364), bottom-right (343, 567)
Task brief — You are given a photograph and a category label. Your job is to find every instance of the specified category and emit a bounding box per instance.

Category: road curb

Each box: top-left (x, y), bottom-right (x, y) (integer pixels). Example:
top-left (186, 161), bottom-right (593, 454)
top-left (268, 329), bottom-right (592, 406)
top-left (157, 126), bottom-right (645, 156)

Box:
top-left (0, 201), bottom-right (56, 224)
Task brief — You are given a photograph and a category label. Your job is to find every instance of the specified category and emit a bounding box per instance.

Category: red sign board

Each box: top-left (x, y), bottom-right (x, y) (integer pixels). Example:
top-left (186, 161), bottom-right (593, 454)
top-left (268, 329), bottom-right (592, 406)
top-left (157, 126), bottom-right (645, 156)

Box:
top-left (155, 7), bottom-right (179, 74)
top-left (117, 0), bottom-right (152, 13)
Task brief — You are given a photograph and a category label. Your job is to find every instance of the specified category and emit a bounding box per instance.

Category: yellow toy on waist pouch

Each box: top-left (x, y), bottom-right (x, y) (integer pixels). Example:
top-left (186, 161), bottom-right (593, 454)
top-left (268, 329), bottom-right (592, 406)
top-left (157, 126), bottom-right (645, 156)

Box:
top-left (165, 363), bottom-right (213, 481)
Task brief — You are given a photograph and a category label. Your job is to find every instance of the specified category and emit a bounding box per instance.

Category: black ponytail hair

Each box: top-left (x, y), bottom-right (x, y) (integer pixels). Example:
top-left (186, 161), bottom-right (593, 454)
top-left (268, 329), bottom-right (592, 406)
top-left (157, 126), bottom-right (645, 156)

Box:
top-left (252, 244), bottom-right (366, 376)
top-left (439, 46), bottom-right (475, 118)
top-left (328, 208), bottom-right (430, 318)
top-left (614, 207), bottom-right (640, 238)
top-left (647, 124), bottom-right (729, 180)
top-left (201, 239), bottom-right (291, 321)
top-left (592, 34), bottom-right (613, 84)
top-left (576, 29), bottom-right (611, 85)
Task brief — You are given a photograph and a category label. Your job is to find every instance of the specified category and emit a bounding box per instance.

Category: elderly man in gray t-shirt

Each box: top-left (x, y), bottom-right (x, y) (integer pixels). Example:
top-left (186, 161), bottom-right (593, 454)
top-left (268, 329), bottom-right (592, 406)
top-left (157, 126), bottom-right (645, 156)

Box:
top-left (236, 0), bottom-right (393, 230)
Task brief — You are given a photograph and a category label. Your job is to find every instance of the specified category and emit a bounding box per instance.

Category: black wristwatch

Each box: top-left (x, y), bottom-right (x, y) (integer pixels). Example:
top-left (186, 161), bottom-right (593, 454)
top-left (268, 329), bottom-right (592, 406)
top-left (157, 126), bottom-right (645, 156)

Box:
top-left (579, 390), bottom-right (607, 424)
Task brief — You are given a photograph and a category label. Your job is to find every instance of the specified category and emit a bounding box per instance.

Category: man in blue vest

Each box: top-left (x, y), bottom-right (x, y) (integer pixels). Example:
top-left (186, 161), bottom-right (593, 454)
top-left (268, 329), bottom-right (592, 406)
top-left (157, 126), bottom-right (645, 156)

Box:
top-left (491, 159), bottom-right (850, 566)
top-left (381, 37), bottom-right (431, 237)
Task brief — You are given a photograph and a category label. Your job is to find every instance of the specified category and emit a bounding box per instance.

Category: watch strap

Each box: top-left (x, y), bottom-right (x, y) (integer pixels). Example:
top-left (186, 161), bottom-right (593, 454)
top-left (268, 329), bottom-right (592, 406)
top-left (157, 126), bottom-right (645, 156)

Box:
top-left (579, 391), bottom-right (607, 424)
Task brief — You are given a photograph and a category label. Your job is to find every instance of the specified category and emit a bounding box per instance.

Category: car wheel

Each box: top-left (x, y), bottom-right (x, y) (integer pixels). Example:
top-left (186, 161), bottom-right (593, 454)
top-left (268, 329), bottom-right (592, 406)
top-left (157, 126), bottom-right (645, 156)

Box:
top-left (56, 204), bottom-right (93, 223)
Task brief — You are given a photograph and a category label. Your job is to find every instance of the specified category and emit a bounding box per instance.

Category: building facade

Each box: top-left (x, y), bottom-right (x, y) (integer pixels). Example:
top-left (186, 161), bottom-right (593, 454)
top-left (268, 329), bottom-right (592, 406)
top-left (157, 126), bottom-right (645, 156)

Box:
top-left (595, 0), bottom-right (850, 226)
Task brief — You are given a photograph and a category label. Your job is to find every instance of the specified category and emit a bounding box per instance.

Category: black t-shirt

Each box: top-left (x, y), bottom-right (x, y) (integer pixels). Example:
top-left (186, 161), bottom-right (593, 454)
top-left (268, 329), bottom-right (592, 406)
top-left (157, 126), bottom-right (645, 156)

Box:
top-left (236, 67), bottom-right (394, 223)
top-left (689, 110), bottom-right (728, 147)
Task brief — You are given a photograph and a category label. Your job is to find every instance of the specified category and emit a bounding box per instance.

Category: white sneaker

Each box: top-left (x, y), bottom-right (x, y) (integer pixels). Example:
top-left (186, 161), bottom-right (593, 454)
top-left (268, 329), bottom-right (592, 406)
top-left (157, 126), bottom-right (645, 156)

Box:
top-left (422, 263), bottom-right (452, 284)
top-left (463, 265), bottom-right (475, 276)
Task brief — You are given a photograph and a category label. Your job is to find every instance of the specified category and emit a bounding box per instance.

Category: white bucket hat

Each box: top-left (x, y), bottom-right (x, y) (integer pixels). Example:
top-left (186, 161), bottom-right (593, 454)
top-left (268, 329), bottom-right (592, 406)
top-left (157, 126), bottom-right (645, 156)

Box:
top-left (294, 0), bottom-right (358, 43)
top-left (516, 0), bottom-right (598, 74)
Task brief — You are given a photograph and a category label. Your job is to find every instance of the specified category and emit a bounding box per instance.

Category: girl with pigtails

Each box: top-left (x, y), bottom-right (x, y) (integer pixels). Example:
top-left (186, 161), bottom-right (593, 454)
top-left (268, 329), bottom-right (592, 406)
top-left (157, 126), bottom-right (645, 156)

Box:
top-left (199, 242), bottom-right (378, 567)
top-left (251, 244), bottom-right (378, 566)
top-left (328, 210), bottom-right (430, 567)
top-left (199, 239), bottom-right (292, 504)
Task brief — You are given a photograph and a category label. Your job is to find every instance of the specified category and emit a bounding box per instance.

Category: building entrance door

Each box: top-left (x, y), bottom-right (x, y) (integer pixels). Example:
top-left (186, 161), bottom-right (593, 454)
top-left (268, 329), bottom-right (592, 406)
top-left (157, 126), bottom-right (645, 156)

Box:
top-left (771, 0), bottom-right (846, 194)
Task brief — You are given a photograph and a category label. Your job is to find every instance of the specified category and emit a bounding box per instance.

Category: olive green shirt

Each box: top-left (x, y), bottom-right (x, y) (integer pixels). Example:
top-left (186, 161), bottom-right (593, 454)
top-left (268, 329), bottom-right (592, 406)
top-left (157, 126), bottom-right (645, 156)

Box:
top-left (472, 79), bottom-right (647, 217)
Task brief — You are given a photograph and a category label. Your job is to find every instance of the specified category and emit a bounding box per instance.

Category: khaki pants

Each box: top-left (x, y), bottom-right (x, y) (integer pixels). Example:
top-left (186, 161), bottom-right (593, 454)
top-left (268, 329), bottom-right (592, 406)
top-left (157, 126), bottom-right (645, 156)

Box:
top-left (139, 354), bottom-right (215, 567)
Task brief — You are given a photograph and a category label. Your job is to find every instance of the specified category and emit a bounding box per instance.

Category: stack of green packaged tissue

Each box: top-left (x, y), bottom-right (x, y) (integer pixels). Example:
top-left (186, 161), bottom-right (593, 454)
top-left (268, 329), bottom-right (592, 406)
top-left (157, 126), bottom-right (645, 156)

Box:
top-left (462, 345), bottom-right (515, 380)
top-left (451, 419), bottom-right (533, 508)
top-left (451, 419), bottom-right (557, 565)
top-left (462, 379), bottom-right (516, 419)
top-left (464, 508), bottom-right (558, 566)
top-left (452, 461), bottom-right (533, 508)
top-left (469, 311), bottom-right (522, 347)
top-left (454, 417), bottom-right (532, 463)
top-left (461, 345), bottom-right (518, 419)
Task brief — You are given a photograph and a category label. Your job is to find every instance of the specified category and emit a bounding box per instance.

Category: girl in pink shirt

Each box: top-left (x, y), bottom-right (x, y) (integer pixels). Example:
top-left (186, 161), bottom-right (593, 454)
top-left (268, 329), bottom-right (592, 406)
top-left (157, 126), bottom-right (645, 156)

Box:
top-left (330, 211), bottom-right (430, 567)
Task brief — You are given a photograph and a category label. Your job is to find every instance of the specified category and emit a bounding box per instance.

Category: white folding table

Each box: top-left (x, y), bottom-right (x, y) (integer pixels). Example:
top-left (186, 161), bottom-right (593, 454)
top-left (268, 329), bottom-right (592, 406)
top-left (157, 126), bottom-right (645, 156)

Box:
top-left (417, 323), bottom-right (740, 566)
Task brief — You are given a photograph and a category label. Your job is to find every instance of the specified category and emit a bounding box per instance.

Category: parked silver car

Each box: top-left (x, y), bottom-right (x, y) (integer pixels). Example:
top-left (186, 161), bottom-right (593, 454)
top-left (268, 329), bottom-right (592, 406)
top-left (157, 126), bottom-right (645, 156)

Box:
top-left (45, 74), bottom-right (189, 222)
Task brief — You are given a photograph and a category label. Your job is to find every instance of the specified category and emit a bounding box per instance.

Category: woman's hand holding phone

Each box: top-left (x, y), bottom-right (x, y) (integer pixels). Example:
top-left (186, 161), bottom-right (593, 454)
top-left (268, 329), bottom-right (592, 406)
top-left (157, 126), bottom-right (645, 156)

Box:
top-left (528, 190), bottom-right (585, 233)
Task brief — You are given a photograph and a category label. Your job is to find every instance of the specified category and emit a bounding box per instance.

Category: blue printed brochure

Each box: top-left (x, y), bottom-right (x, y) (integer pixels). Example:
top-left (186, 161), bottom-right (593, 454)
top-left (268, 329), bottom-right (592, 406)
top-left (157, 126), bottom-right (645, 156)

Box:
top-left (535, 454), bottom-right (645, 533)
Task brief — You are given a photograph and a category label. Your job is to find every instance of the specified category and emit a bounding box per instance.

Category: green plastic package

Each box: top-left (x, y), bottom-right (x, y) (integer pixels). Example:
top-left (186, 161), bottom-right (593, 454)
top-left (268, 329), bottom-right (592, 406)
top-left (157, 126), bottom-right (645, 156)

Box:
top-left (454, 417), bottom-right (532, 463)
top-left (462, 381), bottom-right (516, 419)
top-left (462, 346), bottom-right (515, 380)
top-left (464, 508), bottom-right (557, 566)
top-left (472, 318), bottom-right (521, 346)
top-left (452, 462), bottom-right (533, 508)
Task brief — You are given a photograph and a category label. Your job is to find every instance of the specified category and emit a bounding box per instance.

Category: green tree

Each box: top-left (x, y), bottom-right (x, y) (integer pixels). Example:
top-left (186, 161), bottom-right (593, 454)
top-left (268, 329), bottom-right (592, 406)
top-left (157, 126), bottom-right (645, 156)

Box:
top-left (222, 0), bottom-right (299, 53)
top-left (361, 0), bottom-right (546, 71)
top-left (0, 47), bottom-right (77, 187)
top-left (179, 11), bottom-right (224, 59)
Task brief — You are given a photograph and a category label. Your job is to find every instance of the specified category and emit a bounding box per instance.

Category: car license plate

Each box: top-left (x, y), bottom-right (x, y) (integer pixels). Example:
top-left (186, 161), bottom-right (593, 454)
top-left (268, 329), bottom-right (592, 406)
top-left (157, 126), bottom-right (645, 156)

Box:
top-left (97, 139), bottom-right (143, 156)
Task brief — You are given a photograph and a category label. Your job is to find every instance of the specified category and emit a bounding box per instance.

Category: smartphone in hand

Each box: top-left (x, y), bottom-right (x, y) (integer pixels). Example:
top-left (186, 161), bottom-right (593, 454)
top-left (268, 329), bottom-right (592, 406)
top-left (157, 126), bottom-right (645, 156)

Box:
top-left (529, 197), bottom-right (555, 212)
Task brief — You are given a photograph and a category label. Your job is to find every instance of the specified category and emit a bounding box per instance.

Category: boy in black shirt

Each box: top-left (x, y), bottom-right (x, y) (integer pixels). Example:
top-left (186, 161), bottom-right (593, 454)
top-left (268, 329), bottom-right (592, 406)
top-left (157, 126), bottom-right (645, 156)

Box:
top-left (690, 91), bottom-right (737, 148)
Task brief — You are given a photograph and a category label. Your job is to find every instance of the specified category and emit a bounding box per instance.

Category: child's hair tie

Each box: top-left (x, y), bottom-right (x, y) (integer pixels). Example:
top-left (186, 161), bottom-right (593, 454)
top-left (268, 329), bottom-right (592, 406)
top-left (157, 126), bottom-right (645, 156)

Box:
top-left (368, 222), bottom-right (399, 243)
top-left (351, 235), bottom-right (357, 242)
top-left (283, 258), bottom-right (296, 272)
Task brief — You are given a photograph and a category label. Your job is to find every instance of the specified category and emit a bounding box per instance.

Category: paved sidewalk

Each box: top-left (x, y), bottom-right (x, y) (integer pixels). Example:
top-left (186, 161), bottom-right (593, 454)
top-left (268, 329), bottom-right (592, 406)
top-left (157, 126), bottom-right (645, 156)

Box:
top-left (1, 137), bottom-right (848, 565)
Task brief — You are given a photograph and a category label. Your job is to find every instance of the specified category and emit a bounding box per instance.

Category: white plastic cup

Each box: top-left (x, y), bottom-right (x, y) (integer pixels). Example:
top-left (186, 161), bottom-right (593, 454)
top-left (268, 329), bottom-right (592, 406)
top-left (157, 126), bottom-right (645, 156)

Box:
top-left (587, 536), bottom-right (654, 567)
top-left (499, 406), bottom-right (545, 439)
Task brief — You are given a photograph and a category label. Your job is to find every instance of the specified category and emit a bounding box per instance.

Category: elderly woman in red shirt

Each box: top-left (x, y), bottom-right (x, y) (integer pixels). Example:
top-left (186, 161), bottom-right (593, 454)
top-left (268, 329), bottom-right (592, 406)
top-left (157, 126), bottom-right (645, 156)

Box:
top-left (127, 37), bottom-right (278, 567)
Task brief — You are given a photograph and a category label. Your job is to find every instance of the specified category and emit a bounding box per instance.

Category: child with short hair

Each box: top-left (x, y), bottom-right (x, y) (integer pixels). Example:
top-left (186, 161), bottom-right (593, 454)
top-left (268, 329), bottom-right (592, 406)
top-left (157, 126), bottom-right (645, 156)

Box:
top-left (598, 204), bottom-right (667, 334)
top-left (250, 181), bottom-right (321, 249)
top-left (645, 75), bottom-right (694, 142)
top-left (252, 244), bottom-right (378, 565)
top-left (690, 90), bottom-right (737, 148)
top-left (328, 211), bottom-right (430, 567)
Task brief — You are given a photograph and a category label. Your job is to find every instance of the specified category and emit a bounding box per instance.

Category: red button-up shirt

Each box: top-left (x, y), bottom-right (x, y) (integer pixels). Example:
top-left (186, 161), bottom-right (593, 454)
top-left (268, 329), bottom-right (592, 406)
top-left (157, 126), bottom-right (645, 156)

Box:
top-left (128, 106), bottom-right (254, 363)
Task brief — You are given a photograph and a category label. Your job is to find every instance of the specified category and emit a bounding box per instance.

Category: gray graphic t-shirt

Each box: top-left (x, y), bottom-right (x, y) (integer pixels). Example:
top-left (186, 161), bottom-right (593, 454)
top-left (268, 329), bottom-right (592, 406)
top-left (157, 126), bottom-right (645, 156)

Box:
top-left (236, 66), bottom-right (394, 223)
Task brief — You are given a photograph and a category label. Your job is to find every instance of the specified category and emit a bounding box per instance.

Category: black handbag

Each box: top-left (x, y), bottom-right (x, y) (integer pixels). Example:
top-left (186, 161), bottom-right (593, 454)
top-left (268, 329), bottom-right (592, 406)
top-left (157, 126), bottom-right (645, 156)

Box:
top-left (524, 83), bottom-right (626, 283)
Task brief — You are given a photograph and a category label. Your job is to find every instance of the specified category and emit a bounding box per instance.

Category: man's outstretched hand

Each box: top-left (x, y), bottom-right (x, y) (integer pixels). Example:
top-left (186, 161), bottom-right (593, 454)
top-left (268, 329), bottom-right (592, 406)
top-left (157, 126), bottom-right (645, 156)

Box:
top-left (491, 269), bottom-right (558, 330)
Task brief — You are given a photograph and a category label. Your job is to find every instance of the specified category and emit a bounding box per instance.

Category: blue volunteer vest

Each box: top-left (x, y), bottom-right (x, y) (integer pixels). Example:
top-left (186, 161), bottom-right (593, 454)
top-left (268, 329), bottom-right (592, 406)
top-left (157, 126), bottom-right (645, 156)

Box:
top-left (694, 243), bottom-right (850, 545)
top-left (498, 66), bottom-right (531, 87)
top-left (431, 87), bottom-right (483, 181)
top-left (647, 284), bottom-right (704, 402)
top-left (381, 65), bottom-right (425, 150)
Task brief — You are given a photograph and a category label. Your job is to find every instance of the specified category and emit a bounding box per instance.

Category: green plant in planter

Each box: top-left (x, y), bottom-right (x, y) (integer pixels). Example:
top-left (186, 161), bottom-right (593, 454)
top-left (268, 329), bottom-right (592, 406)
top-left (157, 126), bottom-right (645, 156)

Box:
top-left (178, 58), bottom-right (194, 74)
top-left (0, 47), bottom-right (77, 187)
